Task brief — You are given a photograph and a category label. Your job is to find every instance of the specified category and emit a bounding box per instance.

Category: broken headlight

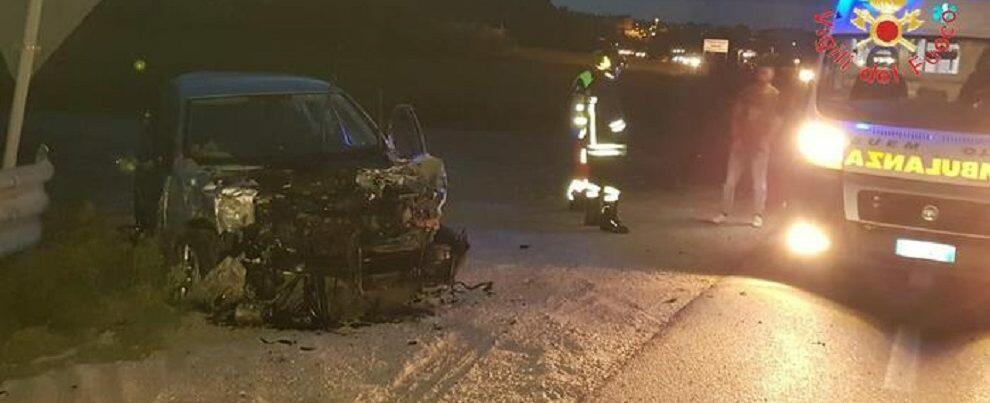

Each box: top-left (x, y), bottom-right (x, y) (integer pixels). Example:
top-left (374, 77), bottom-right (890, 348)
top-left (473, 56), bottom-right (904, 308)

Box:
top-left (215, 187), bottom-right (258, 233)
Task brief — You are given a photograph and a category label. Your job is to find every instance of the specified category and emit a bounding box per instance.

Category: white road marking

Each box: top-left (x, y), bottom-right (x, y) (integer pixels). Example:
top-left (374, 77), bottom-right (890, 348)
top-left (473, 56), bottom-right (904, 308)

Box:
top-left (883, 325), bottom-right (921, 392)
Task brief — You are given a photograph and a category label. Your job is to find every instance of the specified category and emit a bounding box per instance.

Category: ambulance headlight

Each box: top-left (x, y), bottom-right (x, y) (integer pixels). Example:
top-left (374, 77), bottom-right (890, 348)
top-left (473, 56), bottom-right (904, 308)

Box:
top-left (797, 121), bottom-right (848, 170)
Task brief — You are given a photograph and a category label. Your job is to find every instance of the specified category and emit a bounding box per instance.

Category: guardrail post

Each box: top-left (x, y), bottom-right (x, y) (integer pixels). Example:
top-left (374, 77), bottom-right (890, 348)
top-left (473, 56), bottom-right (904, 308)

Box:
top-left (3, 0), bottom-right (45, 169)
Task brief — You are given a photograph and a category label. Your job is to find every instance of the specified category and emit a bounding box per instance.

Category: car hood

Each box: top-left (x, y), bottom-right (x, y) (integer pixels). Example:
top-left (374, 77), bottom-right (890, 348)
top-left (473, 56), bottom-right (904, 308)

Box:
top-left (201, 155), bottom-right (445, 201)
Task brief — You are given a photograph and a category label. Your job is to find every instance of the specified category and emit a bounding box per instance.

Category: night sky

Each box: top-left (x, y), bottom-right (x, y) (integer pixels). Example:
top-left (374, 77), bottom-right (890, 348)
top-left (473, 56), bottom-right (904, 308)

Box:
top-left (553, 0), bottom-right (830, 28)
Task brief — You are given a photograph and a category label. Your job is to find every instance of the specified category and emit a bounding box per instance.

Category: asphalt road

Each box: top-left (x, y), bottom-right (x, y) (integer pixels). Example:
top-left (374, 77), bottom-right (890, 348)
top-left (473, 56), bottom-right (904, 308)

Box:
top-left (588, 209), bottom-right (990, 401)
top-left (594, 259), bottom-right (990, 402)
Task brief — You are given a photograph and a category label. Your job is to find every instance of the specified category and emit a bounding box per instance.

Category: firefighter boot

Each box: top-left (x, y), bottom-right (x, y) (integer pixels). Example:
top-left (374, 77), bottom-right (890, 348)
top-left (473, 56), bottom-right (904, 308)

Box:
top-left (599, 201), bottom-right (629, 234)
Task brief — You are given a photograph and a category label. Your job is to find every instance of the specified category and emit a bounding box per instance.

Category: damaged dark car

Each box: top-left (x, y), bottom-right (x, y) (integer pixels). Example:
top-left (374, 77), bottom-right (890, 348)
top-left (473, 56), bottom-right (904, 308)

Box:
top-left (131, 72), bottom-right (468, 327)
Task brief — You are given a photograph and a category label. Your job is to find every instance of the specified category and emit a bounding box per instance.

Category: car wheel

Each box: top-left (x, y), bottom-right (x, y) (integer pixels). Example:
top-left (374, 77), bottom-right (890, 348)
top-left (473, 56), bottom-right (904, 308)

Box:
top-left (167, 229), bottom-right (220, 303)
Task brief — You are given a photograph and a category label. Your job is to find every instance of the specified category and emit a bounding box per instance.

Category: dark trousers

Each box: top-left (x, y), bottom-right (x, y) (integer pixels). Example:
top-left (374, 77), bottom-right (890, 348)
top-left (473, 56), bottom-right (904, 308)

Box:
top-left (589, 156), bottom-right (627, 203)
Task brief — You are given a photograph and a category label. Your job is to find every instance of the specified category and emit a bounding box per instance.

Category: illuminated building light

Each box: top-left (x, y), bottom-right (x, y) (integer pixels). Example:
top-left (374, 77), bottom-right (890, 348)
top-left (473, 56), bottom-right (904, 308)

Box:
top-left (575, 103), bottom-right (586, 112)
top-left (573, 116), bottom-right (589, 127)
top-left (578, 128), bottom-right (588, 140)
top-left (580, 148), bottom-right (588, 164)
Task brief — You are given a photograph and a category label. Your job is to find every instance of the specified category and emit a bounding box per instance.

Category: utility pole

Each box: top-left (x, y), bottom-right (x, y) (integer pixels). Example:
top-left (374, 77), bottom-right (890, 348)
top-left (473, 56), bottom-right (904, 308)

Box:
top-left (4, 0), bottom-right (45, 169)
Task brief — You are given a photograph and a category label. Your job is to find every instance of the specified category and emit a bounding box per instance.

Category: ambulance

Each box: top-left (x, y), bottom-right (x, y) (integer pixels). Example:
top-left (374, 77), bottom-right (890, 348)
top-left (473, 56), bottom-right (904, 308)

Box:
top-left (786, 0), bottom-right (990, 275)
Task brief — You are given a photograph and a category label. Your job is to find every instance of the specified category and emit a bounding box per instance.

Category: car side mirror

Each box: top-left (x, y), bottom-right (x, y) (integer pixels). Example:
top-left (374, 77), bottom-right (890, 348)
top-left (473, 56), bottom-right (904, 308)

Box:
top-left (387, 104), bottom-right (428, 160)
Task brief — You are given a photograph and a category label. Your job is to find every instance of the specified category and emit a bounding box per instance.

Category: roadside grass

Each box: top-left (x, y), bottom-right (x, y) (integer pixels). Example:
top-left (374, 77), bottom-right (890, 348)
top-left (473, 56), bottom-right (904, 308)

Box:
top-left (0, 205), bottom-right (179, 380)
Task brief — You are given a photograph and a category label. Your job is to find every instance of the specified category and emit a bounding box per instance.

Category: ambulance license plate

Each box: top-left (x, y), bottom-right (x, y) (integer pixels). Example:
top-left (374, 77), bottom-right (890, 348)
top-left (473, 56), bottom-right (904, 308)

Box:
top-left (895, 239), bottom-right (957, 264)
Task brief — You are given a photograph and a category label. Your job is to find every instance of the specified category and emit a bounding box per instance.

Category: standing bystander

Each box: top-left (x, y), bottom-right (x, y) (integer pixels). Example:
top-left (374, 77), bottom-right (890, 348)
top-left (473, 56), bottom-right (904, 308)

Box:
top-left (712, 64), bottom-right (783, 228)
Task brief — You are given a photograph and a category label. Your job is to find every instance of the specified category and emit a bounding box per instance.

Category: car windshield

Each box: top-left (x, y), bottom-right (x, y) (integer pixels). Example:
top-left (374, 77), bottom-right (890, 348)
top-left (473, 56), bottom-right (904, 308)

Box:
top-left (817, 35), bottom-right (990, 133)
top-left (185, 92), bottom-right (381, 164)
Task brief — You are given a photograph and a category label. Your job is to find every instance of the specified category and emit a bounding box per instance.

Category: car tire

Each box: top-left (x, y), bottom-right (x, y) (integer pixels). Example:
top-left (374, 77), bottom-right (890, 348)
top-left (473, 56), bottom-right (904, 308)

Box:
top-left (167, 228), bottom-right (221, 304)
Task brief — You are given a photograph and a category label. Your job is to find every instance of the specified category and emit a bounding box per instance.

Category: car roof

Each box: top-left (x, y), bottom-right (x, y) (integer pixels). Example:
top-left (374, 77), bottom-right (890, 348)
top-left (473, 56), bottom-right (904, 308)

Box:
top-left (170, 72), bottom-right (333, 100)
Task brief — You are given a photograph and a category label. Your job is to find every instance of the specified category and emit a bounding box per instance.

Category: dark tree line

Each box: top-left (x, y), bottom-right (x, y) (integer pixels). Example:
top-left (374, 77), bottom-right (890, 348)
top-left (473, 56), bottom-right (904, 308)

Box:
top-left (0, 0), bottom-right (620, 114)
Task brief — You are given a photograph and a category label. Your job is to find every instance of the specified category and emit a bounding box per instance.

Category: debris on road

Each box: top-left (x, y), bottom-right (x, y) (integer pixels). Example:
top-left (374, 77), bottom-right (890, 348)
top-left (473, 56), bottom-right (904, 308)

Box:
top-left (259, 337), bottom-right (298, 346)
top-left (454, 281), bottom-right (494, 294)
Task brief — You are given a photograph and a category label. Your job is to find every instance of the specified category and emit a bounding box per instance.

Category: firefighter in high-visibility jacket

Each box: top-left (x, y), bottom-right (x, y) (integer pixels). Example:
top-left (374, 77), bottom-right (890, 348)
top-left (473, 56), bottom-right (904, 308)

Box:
top-left (567, 51), bottom-right (629, 234)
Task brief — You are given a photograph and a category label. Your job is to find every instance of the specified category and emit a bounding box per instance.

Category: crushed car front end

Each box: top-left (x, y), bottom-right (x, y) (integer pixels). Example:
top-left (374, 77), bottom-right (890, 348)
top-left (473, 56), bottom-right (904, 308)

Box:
top-left (156, 73), bottom-right (468, 327)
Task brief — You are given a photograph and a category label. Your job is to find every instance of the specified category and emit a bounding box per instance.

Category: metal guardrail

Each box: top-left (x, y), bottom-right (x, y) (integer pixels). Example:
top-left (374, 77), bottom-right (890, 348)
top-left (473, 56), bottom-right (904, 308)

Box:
top-left (0, 149), bottom-right (53, 257)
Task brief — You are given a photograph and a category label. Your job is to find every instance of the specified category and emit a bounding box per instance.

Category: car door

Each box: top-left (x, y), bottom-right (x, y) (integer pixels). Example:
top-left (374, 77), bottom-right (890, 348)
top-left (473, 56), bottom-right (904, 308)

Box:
top-left (134, 111), bottom-right (167, 231)
top-left (387, 104), bottom-right (429, 160)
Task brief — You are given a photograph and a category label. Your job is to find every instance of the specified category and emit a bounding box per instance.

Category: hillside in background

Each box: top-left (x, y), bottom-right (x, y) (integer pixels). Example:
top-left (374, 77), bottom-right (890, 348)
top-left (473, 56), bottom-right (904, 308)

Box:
top-left (0, 0), bottom-right (618, 122)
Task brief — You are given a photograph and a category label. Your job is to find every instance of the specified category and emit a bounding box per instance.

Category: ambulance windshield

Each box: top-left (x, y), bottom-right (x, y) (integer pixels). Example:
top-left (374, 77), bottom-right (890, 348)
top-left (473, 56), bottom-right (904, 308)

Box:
top-left (817, 35), bottom-right (990, 133)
